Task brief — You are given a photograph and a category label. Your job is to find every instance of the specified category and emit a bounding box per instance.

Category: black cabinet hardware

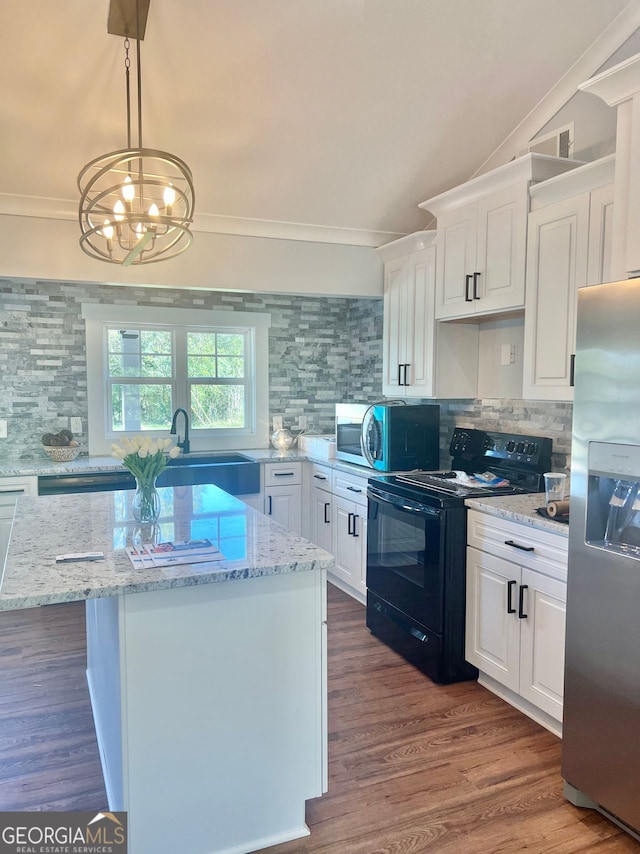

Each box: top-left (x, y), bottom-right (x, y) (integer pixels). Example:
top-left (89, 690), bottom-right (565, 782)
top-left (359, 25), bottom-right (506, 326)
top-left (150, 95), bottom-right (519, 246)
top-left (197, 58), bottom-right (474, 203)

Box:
top-left (518, 584), bottom-right (529, 619)
top-left (324, 502), bottom-right (330, 524)
top-left (465, 274), bottom-right (473, 302)
top-left (348, 511), bottom-right (354, 535)
top-left (346, 485), bottom-right (362, 493)
top-left (505, 539), bottom-right (534, 552)
top-left (313, 473), bottom-right (327, 481)
top-left (570, 353), bottom-right (575, 387)
top-left (353, 514), bottom-right (359, 537)
top-left (507, 579), bottom-right (517, 614)
top-left (473, 271), bottom-right (481, 300)
top-left (398, 364), bottom-right (403, 386)
top-left (268, 495), bottom-right (273, 515)
top-left (273, 471), bottom-right (295, 477)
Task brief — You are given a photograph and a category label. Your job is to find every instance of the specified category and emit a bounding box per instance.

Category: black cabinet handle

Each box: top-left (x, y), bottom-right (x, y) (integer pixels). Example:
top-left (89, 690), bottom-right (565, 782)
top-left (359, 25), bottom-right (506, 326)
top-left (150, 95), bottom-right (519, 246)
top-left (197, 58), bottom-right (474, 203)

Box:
top-left (268, 495), bottom-right (273, 515)
top-left (473, 271), bottom-right (481, 299)
top-left (507, 579), bottom-right (517, 614)
top-left (348, 511), bottom-right (354, 535)
top-left (465, 274), bottom-right (473, 302)
top-left (504, 539), bottom-right (535, 552)
top-left (398, 364), bottom-right (402, 386)
top-left (518, 584), bottom-right (529, 619)
top-left (346, 485), bottom-right (363, 493)
top-left (570, 353), bottom-right (576, 387)
top-left (313, 473), bottom-right (327, 481)
top-left (324, 502), bottom-right (330, 524)
top-left (353, 514), bottom-right (359, 537)
top-left (273, 471), bottom-right (295, 477)
top-left (403, 363), bottom-right (410, 386)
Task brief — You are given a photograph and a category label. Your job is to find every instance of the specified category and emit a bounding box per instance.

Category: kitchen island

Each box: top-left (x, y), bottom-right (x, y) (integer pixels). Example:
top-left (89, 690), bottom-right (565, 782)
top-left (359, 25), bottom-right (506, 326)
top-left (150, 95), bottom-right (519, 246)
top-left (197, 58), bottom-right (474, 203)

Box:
top-left (0, 484), bottom-right (332, 854)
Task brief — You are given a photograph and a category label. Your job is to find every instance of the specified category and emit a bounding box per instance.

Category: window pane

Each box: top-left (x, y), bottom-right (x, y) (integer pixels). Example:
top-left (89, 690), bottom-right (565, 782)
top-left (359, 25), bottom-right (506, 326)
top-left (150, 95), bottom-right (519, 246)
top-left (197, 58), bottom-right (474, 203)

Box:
top-left (217, 333), bottom-right (245, 356)
top-left (187, 332), bottom-right (216, 355)
top-left (108, 328), bottom-right (172, 378)
top-left (110, 383), bottom-right (173, 431)
top-left (190, 384), bottom-right (245, 429)
top-left (217, 357), bottom-right (244, 378)
top-left (188, 355), bottom-right (217, 378)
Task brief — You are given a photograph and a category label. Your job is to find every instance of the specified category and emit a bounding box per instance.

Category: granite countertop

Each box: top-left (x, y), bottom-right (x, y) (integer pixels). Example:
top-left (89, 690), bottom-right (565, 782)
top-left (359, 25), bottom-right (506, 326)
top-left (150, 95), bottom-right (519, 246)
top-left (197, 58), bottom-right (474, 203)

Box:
top-left (465, 492), bottom-right (569, 537)
top-left (0, 484), bottom-right (333, 611)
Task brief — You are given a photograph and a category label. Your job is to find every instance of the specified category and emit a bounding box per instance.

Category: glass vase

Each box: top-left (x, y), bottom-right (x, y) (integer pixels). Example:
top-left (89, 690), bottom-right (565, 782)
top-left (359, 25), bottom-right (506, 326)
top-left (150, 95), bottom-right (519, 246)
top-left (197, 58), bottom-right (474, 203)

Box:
top-left (132, 476), bottom-right (161, 523)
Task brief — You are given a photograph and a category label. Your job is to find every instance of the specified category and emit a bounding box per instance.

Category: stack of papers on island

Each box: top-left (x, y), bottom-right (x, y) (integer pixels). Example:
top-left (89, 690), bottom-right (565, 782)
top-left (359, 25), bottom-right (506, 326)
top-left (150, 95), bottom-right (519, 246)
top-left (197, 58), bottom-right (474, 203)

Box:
top-left (126, 538), bottom-right (224, 569)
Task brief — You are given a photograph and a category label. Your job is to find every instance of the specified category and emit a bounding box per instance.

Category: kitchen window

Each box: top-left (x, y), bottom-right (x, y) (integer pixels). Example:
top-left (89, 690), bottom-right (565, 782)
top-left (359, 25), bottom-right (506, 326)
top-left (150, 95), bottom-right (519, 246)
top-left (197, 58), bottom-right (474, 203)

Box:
top-left (83, 304), bottom-right (270, 455)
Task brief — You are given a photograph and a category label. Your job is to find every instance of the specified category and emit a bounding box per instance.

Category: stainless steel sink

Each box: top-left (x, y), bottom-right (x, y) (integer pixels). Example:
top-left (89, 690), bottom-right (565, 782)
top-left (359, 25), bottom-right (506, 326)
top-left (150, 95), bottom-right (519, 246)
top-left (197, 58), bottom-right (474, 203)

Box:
top-left (158, 452), bottom-right (260, 494)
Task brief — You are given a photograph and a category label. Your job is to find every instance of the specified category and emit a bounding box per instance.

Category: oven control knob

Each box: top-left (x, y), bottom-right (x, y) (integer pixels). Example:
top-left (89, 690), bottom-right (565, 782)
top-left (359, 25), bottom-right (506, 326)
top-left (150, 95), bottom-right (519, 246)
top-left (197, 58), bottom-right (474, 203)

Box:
top-left (515, 442), bottom-right (525, 454)
top-left (526, 442), bottom-right (537, 455)
top-left (506, 441), bottom-right (515, 452)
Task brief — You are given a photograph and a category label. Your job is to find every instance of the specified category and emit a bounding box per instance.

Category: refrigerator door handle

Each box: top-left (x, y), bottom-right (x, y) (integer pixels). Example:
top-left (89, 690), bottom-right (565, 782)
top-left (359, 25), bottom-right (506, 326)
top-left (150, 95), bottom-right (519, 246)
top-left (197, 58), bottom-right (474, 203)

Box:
top-left (518, 584), bottom-right (529, 619)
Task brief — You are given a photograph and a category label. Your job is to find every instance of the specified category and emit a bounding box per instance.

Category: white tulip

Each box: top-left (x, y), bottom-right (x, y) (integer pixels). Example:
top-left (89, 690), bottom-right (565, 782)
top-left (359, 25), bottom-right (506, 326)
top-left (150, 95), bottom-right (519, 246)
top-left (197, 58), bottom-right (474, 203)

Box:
top-left (138, 447), bottom-right (148, 459)
top-left (163, 438), bottom-right (172, 449)
top-left (113, 448), bottom-right (127, 460)
top-left (168, 446), bottom-right (181, 458)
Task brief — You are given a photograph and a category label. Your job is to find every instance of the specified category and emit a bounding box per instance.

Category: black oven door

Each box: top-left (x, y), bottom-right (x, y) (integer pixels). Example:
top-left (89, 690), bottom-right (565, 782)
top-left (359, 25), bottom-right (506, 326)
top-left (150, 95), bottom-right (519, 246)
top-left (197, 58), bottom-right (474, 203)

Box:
top-left (366, 485), bottom-right (444, 632)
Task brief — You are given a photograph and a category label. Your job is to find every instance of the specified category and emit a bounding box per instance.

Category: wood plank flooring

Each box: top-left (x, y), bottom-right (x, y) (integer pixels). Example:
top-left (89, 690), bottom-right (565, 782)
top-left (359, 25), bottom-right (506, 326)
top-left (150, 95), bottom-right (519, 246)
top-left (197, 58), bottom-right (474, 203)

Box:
top-left (0, 585), bottom-right (636, 852)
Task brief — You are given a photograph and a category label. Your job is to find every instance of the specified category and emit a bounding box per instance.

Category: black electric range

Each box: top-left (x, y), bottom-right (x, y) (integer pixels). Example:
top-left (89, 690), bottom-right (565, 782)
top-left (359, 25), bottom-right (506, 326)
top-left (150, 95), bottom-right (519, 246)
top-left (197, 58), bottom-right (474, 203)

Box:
top-left (365, 427), bottom-right (552, 684)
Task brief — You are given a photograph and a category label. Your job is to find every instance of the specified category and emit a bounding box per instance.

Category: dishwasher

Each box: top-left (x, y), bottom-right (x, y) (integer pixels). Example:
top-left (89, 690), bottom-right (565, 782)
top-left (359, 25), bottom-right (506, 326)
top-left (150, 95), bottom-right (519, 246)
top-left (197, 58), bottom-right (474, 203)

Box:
top-left (38, 470), bottom-right (136, 495)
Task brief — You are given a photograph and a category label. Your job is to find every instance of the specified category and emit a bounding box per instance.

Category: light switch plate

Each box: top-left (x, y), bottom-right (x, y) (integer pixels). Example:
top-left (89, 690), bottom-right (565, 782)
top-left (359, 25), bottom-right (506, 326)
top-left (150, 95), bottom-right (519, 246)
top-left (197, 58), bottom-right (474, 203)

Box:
top-left (70, 416), bottom-right (83, 434)
top-left (272, 416), bottom-right (283, 430)
top-left (0, 420), bottom-right (7, 439)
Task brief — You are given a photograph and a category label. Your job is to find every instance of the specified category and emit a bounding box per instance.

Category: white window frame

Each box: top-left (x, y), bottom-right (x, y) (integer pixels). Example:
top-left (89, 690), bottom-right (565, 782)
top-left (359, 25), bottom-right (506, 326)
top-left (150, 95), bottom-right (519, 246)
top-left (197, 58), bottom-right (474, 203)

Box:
top-left (82, 303), bottom-right (271, 455)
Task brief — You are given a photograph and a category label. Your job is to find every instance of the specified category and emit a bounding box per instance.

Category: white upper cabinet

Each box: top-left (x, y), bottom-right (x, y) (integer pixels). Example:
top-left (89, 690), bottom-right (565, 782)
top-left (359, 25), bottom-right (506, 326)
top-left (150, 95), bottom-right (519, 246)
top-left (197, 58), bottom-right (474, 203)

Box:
top-left (522, 156), bottom-right (615, 401)
top-left (377, 232), bottom-right (478, 399)
top-left (420, 154), bottom-right (581, 321)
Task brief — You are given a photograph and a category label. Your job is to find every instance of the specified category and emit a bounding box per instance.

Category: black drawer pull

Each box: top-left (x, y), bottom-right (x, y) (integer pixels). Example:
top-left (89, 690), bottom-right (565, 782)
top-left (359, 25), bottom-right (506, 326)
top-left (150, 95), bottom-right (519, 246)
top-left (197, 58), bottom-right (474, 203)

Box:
top-left (507, 579), bottom-right (517, 614)
top-left (324, 502), bottom-right (330, 524)
top-left (268, 495), bottom-right (273, 515)
top-left (473, 271), bottom-right (481, 299)
top-left (402, 363), bottom-right (410, 386)
top-left (570, 353), bottom-right (576, 387)
top-left (346, 485), bottom-right (363, 493)
top-left (518, 584), bottom-right (529, 619)
top-left (353, 514), bottom-right (359, 537)
top-left (398, 364), bottom-right (403, 386)
top-left (313, 474), bottom-right (327, 480)
top-left (348, 511), bottom-right (354, 535)
top-left (504, 539), bottom-right (534, 553)
top-left (273, 471), bottom-right (295, 477)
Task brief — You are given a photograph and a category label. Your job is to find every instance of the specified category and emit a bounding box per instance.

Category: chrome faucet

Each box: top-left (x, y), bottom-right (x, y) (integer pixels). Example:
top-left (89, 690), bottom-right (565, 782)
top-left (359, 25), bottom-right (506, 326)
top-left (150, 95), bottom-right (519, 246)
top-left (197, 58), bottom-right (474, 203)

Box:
top-left (170, 408), bottom-right (190, 455)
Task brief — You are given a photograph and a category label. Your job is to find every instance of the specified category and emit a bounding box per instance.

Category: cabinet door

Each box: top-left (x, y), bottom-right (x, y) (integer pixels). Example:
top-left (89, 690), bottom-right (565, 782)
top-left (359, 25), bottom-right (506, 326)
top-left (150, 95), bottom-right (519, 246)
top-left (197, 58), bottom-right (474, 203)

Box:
top-left (382, 258), bottom-right (407, 396)
top-left (519, 568), bottom-right (566, 721)
top-left (312, 490), bottom-right (332, 553)
top-left (586, 183), bottom-right (614, 286)
top-left (434, 202), bottom-right (477, 319)
top-left (331, 496), bottom-right (360, 591)
top-left (465, 546), bottom-right (520, 692)
top-left (265, 486), bottom-right (302, 535)
top-left (522, 193), bottom-right (590, 400)
top-left (475, 184), bottom-right (527, 315)
top-left (404, 247), bottom-right (436, 397)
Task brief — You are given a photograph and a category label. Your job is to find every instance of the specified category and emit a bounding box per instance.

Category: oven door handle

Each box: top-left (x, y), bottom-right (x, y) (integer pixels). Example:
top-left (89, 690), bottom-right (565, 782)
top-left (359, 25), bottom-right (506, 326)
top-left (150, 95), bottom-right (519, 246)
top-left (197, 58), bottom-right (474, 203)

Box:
top-left (367, 486), bottom-right (442, 517)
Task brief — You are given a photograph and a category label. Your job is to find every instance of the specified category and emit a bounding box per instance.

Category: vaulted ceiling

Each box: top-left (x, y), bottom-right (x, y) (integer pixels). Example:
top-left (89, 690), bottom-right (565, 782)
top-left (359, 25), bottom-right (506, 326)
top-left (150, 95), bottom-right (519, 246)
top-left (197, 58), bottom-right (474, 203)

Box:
top-left (0, 0), bottom-right (636, 249)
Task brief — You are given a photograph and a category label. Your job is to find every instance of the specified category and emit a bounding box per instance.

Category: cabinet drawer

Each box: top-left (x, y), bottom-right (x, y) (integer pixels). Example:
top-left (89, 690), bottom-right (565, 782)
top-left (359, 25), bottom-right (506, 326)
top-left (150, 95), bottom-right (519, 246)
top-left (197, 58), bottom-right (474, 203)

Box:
top-left (264, 462), bottom-right (302, 486)
top-left (332, 470), bottom-right (368, 506)
top-left (309, 463), bottom-right (332, 492)
top-left (0, 476), bottom-right (38, 504)
top-left (467, 509), bottom-right (568, 582)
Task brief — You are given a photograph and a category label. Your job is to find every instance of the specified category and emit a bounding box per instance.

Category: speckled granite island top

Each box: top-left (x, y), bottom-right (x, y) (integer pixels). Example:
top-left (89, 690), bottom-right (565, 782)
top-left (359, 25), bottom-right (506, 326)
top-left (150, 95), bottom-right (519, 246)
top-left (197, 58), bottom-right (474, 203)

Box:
top-left (465, 492), bottom-right (569, 537)
top-left (0, 484), bottom-right (333, 611)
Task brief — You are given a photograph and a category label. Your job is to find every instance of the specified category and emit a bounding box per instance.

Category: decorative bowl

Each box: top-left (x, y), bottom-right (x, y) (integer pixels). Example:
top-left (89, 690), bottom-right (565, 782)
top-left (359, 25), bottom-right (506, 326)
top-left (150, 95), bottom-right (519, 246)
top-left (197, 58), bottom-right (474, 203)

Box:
top-left (42, 444), bottom-right (81, 462)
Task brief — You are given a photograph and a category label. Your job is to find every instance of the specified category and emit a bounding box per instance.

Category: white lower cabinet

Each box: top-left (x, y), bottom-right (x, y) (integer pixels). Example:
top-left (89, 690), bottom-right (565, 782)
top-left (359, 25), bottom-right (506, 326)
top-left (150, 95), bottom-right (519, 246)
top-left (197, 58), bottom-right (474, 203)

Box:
top-left (305, 463), bottom-right (333, 553)
top-left (0, 476), bottom-right (38, 567)
top-left (264, 462), bottom-right (302, 535)
top-left (465, 508), bottom-right (568, 735)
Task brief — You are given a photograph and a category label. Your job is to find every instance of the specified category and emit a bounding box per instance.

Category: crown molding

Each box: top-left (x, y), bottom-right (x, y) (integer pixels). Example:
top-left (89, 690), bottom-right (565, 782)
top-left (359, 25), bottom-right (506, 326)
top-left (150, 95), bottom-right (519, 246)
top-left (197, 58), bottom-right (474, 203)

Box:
top-left (471, 0), bottom-right (640, 178)
top-left (0, 193), bottom-right (404, 248)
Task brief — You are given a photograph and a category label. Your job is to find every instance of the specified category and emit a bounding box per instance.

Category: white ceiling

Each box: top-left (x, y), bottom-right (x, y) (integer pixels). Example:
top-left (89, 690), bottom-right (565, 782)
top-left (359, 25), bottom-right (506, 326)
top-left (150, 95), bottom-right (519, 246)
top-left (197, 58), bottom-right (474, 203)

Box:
top-left (0, 0), bottom-right (636, 247)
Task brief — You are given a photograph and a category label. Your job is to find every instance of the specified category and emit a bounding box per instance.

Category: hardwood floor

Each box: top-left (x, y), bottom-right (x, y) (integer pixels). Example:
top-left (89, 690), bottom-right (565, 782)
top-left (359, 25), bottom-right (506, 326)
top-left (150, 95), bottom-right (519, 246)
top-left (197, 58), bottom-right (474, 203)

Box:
top-left (0, 585), bottom-right (636, 852)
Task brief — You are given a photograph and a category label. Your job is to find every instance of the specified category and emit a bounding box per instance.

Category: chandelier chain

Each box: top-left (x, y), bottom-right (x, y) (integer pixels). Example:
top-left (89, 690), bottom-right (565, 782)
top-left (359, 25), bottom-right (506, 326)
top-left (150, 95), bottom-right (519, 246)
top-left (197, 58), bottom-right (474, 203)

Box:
top-left (124, 37), bottom-right (132, 150)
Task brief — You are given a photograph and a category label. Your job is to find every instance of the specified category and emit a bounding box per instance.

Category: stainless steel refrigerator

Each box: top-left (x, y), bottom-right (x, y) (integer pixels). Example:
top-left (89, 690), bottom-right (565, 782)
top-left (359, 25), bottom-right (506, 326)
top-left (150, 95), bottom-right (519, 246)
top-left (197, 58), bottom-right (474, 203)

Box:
top-left (563, 277), bottom-right (640, 839)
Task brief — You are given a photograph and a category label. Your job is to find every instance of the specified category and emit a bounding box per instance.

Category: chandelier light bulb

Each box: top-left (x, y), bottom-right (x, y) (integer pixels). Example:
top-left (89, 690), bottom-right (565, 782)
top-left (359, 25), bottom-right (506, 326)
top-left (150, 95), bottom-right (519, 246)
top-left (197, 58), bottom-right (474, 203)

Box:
top-left (102, 220), bottom-right (114, 240)
top-left (113, 199), bottom-right (125, 221)
top-left (122, 175), bottom-right (135, 203)
top-left (148, 203), bottom-right (159, 217)
top-left (135, 222), bottom-right (145, 240)
top-left (163, 184), bottom-right (176, 215)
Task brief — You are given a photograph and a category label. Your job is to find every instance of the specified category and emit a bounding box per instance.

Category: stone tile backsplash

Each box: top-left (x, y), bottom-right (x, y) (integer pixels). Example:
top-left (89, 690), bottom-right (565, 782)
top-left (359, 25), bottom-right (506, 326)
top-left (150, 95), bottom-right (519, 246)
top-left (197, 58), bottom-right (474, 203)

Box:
top-left (0, 277), bottom-right (572, 468)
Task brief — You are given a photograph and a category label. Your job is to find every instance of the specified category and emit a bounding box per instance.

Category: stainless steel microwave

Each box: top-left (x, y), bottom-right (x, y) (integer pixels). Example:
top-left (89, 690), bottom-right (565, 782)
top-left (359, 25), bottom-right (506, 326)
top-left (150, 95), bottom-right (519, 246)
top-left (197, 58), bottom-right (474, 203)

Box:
top-left (335, 402), bottom-right (440, 471)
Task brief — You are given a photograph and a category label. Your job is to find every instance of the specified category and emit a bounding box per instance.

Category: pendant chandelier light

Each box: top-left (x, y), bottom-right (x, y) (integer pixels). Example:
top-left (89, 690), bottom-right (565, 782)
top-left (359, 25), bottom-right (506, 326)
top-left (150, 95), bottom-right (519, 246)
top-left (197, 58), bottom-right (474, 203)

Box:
top-left (78, 0), bottom-right (195, 266)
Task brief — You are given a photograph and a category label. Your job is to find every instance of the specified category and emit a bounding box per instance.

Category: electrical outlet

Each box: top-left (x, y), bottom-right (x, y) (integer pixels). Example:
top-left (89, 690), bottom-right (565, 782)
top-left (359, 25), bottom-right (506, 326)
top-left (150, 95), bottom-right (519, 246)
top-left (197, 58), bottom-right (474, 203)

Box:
top-left (298, 415), bottom-right (308, 430)
top-left (272, 416), bottom-right (283, 430)
top-left (0, 420), bottom-right (7, 439)
top-left (70, 416), bottom-right (83, 434)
